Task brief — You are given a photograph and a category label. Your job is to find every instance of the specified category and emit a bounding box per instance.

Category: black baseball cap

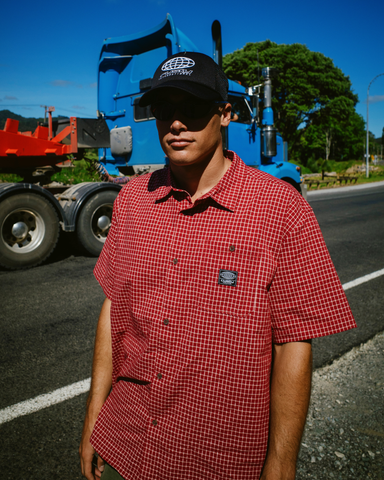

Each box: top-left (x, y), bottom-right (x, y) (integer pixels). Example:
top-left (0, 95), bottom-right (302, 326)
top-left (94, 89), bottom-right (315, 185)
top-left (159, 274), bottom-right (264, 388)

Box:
top-left (139, 52), bottom-right (228, 106)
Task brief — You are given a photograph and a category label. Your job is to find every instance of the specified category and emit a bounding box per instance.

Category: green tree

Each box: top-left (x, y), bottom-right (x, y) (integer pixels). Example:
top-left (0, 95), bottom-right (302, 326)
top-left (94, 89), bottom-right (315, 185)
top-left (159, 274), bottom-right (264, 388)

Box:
top-left (223, 41), bottom-right (364, 164)
top-left (303, 100), bottom-right (365, 161)
top-left (335, 111), bottom-right (365, 160)
top-left (367, 131), bottom-right (376, 157)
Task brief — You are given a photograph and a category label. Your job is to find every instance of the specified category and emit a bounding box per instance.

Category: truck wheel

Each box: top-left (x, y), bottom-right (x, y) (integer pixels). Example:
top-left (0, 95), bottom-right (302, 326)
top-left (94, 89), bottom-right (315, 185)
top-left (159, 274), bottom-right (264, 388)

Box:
top-left (281, 177), bottom-right (301, 193)
top-left (0, 193), bottom-right (59, 269)
top-left (76, 190), bottom-right (117, 257)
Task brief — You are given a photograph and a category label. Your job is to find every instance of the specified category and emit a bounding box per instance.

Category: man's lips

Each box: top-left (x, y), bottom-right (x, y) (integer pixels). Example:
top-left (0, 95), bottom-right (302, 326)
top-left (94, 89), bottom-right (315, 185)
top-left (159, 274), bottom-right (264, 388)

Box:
top-left (168, 138), bottom-right (193, 148)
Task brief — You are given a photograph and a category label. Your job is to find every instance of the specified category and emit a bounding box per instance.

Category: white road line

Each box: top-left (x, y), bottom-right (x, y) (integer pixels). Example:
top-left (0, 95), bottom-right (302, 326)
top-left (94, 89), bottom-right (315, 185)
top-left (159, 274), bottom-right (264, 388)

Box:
top-left (0, 378), bottom-right (90, 425)
top-left (1, 267), bottom-right (384, 425)
top-left (342, 267), bottom-right (384, 291)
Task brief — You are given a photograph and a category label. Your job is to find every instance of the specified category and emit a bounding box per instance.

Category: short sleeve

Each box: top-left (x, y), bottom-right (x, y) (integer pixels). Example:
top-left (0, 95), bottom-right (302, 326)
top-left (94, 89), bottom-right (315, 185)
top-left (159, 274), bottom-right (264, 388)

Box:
top-left (94, 192), bottom-right (120, 300)
top-left (268, 198), bottom-right (356, 343)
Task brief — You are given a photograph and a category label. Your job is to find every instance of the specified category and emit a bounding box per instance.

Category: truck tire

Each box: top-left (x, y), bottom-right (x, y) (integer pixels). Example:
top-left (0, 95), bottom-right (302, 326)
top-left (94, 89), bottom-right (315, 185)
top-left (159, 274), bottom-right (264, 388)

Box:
top-left (0, 193), bottom-right (60, 269)
top-left (76, 190), bottom-right (117, 257)
top-left (281, 177), bottom-right (301, 193)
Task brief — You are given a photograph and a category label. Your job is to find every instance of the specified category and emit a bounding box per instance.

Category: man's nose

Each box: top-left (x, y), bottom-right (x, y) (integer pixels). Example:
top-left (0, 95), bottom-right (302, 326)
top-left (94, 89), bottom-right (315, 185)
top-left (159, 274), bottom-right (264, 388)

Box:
top-left (170, 116), bottom-right (188, 133)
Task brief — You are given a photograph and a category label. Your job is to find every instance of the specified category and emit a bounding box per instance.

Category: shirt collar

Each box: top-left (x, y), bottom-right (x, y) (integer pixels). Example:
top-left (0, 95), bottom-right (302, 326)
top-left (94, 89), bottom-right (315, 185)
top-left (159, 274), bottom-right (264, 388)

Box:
top-left (153, 151), bottom-right (245, 212)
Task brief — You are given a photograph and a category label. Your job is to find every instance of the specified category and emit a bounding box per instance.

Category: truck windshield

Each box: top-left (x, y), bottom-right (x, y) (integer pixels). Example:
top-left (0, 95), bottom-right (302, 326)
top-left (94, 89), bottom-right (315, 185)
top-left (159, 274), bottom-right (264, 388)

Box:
top-left (228, 95), bottom-right (252, 124)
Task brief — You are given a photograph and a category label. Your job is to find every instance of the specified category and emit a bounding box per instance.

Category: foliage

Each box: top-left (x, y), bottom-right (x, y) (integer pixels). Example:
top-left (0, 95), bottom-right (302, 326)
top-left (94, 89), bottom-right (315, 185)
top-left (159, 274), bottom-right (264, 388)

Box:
top-left (288, 160), bottom-right (312, 175)
top-left (356, 166), bottom-right (384, 183)
top-left (0, 151), bottom-right (101, 185)
top-left (316, 158), bottom-right (331, 179)
top-left (295, 157), bottom-right (384, 182)
top-left (293, 158), bottom-right (363, 175)
top-left (326, 159), bottom-right (355, 173)
top-left (0, 173), bottom-right (23, 182)
top-left (223, 41), bottom-right (365, 165)
top-left (51, 154), bottom-right (101, 184)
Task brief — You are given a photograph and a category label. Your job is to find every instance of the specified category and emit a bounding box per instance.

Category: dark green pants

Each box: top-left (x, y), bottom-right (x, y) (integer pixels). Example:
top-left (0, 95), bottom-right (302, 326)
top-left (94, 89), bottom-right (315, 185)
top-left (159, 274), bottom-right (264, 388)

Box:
top-left (100, 463), bottom-right (124, 480)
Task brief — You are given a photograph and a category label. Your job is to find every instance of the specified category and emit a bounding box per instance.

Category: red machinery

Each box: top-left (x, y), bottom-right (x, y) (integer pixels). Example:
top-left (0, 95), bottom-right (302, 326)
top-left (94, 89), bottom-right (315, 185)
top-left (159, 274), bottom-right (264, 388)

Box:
top-left (0, 109), bottom-right (78, 170)
top-left (0, 109), bottom-right (110, 178)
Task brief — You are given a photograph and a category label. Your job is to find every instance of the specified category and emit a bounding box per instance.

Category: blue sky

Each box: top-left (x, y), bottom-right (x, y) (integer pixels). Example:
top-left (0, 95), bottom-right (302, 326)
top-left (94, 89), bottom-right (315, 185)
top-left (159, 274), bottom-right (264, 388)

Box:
top-left (1, 0), bottom-right (383, 139)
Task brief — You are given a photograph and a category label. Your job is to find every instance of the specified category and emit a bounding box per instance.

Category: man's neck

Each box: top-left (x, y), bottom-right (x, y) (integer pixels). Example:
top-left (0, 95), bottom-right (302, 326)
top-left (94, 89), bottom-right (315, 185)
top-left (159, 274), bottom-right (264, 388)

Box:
top-left (170, 151), bottom-right (232, 203)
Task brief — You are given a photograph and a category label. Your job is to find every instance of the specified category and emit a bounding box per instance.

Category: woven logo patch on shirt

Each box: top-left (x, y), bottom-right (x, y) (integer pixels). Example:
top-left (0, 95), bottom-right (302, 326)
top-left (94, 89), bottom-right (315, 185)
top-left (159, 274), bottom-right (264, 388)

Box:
top-left (218, 269), bottom-right (238, 287)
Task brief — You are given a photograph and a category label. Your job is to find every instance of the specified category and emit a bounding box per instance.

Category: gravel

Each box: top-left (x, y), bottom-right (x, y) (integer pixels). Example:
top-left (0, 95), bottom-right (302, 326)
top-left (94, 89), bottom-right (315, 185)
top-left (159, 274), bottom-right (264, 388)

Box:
top-left (296, 331), bottom-right (384, 479)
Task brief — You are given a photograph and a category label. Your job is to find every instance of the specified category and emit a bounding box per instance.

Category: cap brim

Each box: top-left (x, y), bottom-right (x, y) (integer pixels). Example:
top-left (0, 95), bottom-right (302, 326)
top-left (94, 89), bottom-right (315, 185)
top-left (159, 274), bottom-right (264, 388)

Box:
top-left (139, 81), bottom-right (222, 107)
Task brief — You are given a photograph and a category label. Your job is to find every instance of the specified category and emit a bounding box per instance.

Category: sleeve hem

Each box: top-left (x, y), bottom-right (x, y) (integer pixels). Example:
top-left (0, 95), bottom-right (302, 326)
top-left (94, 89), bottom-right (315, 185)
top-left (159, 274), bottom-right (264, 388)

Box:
top-left (272, 321), bottom-right (357, 344)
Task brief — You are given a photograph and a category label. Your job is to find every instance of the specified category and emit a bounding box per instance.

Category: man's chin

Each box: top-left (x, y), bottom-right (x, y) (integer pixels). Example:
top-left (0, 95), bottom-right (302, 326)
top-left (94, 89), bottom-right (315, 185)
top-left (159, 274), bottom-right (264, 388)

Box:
top-left (167, 153), bottom-right (197, 167)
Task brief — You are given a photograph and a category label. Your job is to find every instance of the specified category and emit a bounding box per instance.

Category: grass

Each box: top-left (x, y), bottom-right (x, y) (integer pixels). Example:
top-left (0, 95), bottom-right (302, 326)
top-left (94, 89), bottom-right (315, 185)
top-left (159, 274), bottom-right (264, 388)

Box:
top-left (355, 170), bottom-right (384, 184)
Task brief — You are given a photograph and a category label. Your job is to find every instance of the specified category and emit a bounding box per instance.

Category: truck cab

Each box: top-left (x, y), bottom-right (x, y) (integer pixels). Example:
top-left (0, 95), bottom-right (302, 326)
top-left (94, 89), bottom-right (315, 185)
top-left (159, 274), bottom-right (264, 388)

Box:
top-left (97, 14), bottom-right (302, 192)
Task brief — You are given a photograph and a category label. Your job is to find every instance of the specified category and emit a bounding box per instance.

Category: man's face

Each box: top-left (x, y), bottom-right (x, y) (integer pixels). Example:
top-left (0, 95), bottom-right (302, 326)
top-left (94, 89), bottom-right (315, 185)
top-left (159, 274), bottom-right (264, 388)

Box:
top-left (153, 89), bottom-right (231, 168)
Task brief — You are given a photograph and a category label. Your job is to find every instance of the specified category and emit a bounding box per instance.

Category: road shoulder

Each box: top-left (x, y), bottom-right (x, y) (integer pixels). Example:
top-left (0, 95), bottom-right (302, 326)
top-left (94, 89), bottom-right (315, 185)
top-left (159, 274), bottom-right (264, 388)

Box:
top-left (297, 331), bottom-right (384, 479)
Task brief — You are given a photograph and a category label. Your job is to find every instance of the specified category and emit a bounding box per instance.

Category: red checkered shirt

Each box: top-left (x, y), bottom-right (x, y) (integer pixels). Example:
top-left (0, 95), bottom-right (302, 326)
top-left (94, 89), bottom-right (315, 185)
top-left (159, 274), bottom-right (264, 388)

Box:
top-left (92, 151), bottom-right (356, 479)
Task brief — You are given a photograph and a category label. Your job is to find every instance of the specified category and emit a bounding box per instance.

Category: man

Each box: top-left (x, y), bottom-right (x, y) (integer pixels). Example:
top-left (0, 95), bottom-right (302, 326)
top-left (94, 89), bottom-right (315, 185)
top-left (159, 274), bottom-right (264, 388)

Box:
top-left (79, 52), bottom-right (356, 480)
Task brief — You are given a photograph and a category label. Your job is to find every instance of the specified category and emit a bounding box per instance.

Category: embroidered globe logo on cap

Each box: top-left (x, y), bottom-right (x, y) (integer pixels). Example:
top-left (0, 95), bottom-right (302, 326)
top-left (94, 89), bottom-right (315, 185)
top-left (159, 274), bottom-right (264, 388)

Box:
top-left (162, 57), bottom-right (195, 71)
top-left (139, 51), bottom-right (228, 106)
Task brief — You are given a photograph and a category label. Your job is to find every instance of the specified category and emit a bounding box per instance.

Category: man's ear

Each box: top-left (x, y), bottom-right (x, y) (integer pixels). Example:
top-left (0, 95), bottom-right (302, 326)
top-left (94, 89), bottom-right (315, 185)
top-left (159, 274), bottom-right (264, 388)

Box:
top-left (220, 103), bottom-right (232, 127)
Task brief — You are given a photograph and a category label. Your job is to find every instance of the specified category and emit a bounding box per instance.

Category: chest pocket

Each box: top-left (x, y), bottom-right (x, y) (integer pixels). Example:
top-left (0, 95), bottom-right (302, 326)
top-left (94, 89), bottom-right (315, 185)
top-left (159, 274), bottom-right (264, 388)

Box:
top-left (192, 240), bottom-right (277, 316)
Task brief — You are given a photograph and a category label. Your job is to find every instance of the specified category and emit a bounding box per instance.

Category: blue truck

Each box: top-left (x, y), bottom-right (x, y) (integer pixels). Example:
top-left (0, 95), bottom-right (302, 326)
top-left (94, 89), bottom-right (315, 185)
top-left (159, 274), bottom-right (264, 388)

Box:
top-left (0, 14), bottom-right (302, 270)
top-left (98, 14), bottom-right (302, 192)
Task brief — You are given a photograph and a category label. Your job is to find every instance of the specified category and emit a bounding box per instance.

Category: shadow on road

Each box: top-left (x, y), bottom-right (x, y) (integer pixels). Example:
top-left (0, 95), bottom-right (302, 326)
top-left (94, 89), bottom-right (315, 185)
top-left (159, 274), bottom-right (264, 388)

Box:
top-left (0, 231), bottom-right (97, 273)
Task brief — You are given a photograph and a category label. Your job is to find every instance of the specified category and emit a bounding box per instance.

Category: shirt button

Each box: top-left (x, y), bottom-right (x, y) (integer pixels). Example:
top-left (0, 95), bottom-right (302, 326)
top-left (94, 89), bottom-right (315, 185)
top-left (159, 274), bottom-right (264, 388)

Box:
top-left (163, 318), bottom-right (169, 325)
top-left (173, 258), bottom-right (178, 265)
top-left (157, 373), bottom-right (163, 380)
top-left (229, 245), bottom-right (235, 252)
top-left (152, 419), bottom-right (158, 426)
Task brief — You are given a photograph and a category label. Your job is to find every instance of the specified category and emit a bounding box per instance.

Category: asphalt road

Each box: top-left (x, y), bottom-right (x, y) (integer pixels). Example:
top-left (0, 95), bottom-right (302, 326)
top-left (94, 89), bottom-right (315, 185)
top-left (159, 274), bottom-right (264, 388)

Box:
top-left (1, 181), bottom-right (384, 478)
top-left (308, 183), bottom-right (384, 367)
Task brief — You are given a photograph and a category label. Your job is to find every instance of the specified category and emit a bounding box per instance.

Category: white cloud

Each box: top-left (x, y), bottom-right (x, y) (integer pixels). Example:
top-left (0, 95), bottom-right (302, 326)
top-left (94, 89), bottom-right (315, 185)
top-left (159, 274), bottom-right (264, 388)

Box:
top-left (50, 79), bottom-right (83, 88)
top-left (364, 95), bottom-right (384, 104)
top-left (50, 80), bottom-right (73, 87)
